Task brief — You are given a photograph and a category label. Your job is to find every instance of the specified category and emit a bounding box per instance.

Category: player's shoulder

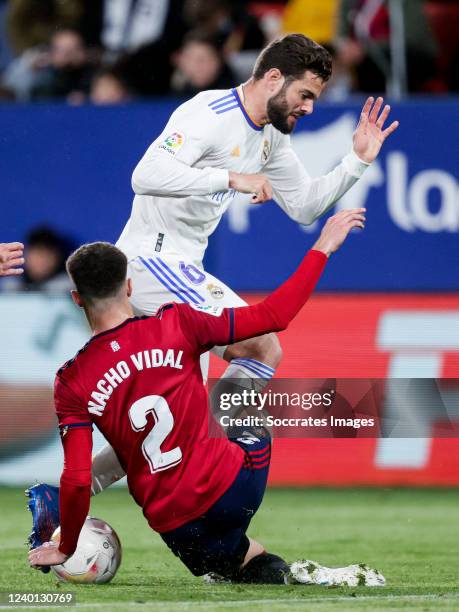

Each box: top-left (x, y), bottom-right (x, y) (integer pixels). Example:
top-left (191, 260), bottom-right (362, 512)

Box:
top-left (156, 301), bottom-right (224, 322)
top-left (204, 88), bottom-right (240, 116)
top-left (56, 316), bottom-right (151, 379)
top-left (187, 303), bottom-right (225, 317)
top-left (154, 302), bottom-right (179, 319)
top-left (174, 88), bottom-right (240, 123)
top-left (54, 338), bottom-right (93, 404)
top-left (57, 339), bottom-right (92, 379)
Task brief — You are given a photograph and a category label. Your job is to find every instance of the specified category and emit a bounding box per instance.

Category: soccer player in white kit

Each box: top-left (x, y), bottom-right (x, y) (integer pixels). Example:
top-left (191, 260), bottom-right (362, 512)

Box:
top-left (91, 34), bottom-right (398, 491)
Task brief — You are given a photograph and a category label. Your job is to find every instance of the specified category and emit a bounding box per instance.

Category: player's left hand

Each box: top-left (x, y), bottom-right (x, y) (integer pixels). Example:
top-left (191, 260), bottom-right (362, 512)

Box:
top-left (28, 541), bottom-right (68, 568)
top-left (352, 97), bottom-right (399, 164)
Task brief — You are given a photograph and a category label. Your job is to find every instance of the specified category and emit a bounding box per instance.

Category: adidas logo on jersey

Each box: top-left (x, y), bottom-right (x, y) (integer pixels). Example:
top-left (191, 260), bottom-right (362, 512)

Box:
top-left (111, 341), bottom-right (121, 352)
top-left (231, 146), bottom-right (240, 157)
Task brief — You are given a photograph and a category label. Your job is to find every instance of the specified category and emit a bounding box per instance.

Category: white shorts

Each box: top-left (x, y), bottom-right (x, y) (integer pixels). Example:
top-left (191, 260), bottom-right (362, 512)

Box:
top-left (127, 253), bottom-right (247, 365)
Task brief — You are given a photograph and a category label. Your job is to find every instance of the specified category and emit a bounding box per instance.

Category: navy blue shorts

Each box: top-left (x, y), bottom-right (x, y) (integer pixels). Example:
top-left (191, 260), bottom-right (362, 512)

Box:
top-left (160, 426), bottom-right (271, 576)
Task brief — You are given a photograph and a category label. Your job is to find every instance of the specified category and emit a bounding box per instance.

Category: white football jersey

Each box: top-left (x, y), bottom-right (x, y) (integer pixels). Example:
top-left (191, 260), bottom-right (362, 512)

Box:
top-left (117, 85), bottom-right (368, 266)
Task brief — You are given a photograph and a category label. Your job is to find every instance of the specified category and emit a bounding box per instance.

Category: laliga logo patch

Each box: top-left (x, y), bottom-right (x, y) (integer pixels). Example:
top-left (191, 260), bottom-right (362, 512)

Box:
top-left (158, 131), bottom-right (185, 156)
top-left (207, 283), bottom-right (224, 299)
top-left (190, 304), bottom-right (223, 317)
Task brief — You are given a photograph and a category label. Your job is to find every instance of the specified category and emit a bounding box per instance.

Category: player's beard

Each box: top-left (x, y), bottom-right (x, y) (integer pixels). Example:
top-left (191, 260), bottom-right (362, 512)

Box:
top-left (267, 83), bottom-right (295, 135)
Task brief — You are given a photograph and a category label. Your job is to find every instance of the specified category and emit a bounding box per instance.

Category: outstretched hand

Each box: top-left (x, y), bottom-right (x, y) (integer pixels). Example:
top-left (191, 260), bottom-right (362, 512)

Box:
top-left (313, 208), bottom-right (366, 256)
top-left (28, 541), bottom-right (68, 569)
top-left (353, 97), bottom-right (399, 163)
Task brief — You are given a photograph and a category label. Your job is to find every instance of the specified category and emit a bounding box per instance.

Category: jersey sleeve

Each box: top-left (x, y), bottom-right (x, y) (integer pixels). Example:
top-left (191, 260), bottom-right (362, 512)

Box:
top-left (54, 372), bottom-right (93, 555)
top-left (54, 374), bottom-right (92, 429)
top-left (231, 249), bottom-right (327, 339)
top-left (58, 426), bottom-right (92, 556)
top-left (131, 95), bottom-right (229, 197)
top-left (174, 303), bottom-right (233, 354)
top-left (264, 135), bottom-right (369, 225)
top-left (174, 249), bottom-right (327, 352)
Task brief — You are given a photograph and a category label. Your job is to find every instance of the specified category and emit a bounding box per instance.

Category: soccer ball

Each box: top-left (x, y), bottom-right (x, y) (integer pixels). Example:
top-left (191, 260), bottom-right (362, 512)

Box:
top-left (51, 517), bottom-right (122, 584)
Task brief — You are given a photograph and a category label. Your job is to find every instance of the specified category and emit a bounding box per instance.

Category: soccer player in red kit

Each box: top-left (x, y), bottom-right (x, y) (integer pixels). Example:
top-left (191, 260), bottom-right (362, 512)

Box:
top-left (28, 209), bottom-right (384, 586)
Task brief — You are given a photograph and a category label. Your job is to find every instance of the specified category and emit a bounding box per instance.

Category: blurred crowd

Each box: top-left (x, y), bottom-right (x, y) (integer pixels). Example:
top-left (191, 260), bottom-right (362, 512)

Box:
top-left (1, 226), bottom-right (74, 293)
top-left (0, 0), bottom-right (457, 104)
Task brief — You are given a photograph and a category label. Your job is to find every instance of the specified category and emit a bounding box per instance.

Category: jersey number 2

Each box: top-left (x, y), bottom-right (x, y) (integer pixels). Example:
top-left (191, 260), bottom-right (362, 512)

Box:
top-left (128, 395), bottom-right (182, 473)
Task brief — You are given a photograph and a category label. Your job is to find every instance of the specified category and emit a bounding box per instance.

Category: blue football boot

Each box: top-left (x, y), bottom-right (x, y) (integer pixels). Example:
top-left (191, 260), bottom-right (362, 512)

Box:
top-left (25, 484), bottom-right (60, 573)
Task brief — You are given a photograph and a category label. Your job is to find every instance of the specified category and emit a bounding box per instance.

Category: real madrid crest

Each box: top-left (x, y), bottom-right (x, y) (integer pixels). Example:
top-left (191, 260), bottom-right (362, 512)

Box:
top-left (207, 283), bottom-right (225, 299)
top-left (261, 139), bottom-right (271, 163)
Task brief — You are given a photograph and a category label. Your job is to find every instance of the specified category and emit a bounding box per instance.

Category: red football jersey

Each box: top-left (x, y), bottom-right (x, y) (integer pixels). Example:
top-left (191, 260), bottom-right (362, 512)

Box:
top-left (55, 303), bottom-right (244, 533)
top-left (55, 250), bottom-right (327, 546)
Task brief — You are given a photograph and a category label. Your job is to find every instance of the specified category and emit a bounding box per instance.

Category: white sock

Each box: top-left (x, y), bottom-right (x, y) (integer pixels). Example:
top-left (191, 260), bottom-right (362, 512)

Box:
top-left (221, 358), bottom-right (276, 392)
top-left (209, 358), bottom-right (276, 427)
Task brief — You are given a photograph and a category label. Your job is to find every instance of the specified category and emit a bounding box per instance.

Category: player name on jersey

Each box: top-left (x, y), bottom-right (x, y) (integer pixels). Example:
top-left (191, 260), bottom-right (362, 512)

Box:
top-left (88, 348), bottom-right (183, 416)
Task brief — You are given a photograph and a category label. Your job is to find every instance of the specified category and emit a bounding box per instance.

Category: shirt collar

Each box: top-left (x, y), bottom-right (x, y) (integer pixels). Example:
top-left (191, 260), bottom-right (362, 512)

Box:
top-left (232, 86), bottom-right (264, 131)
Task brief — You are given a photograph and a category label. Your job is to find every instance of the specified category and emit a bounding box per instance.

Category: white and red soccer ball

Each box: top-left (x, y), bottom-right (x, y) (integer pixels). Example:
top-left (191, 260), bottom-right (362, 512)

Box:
top-left (51, 517), bottom-right (122, 584)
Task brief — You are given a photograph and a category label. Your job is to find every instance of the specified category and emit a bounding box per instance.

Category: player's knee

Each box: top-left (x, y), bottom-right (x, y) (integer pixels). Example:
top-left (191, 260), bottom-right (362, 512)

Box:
top-left (226, 333), bottom-right (283, 368)
top-left (250, 333), bottom-right (282, 368)
top-left (267, 334), bottom-right (282, 367)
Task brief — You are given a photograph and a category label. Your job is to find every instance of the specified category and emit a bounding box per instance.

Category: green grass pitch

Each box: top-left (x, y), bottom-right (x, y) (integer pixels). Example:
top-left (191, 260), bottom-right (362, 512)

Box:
top-left (1, 487), bottom-right (459, 611)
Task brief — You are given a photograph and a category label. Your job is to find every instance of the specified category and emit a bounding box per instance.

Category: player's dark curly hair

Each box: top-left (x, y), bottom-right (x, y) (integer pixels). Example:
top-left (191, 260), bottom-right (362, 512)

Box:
top-left (66, 242), bottom-right (127, 303)
top-left (253, 34), bottom-right (332, 82)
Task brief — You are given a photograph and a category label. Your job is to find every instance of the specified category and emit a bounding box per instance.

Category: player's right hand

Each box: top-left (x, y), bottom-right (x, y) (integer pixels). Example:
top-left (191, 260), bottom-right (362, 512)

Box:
top-left (228, 172), bottom-right (273, 204)
top-left (313, 209), bottom-right (366, 256)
